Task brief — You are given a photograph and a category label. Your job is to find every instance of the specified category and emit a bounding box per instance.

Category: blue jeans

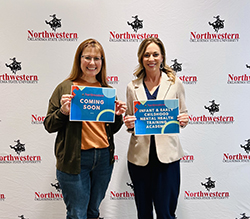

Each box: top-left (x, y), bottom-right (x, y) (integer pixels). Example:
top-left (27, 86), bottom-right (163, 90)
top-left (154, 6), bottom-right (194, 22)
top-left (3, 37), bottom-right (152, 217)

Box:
top-left (57, 147), bottom-right (113, 219)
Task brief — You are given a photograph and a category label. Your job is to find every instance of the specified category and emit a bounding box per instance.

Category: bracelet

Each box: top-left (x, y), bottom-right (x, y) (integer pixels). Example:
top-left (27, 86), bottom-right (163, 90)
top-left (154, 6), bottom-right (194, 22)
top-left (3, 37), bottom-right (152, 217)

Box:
top-left (60, 108), bottom-right (69, 115)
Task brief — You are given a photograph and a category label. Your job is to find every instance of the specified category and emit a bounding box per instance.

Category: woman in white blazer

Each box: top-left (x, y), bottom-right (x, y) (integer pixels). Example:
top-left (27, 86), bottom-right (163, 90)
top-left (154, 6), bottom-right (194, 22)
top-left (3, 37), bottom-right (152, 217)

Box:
top-left (124, 37), bottom-right (189, 219)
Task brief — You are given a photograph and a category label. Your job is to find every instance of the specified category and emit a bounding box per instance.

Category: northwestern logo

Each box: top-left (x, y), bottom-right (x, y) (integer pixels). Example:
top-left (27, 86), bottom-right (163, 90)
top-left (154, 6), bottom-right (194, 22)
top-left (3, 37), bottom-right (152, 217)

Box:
top-left (51, 180), bottom-right (61, 192)
top-left (208, 15), bottom-right (225, 32)
top-left (127, 15), bottom-right (143, 33)
top-left (170, 59), bottom-right (182, 72)
top-left (184, 178), bottom-right (230, 200)
top-left (204, 100), bottom-right (219, 115)
top-left (180, 154), bottom-right (194, 163)
top-left (110, 182), bottom-right (134, 200)
top-left (223, 139), bottom-right (250, 163)
top-left (109, 16), bottom-right (158, 42)
top-left (1, 57), bottom-right (39, 84)
top-left (241, 139), bottom-right (250, 154)
top-left (27, 14), bottom-right (78, 42)
top-left (10, 140), bottom-right (25, 155)
top-left (0, 139), bottom-right (42, 164)
top-left (45, 14), bottom-right (61, 31)
top-left (190, 15), bottom-right (240, 42)
top-left (126, 182), bottom-right (134, 191)
top-left (31, 114), bottom-right (45, 124)
top-left (201, 177), bottom-right (215, 191)
top-left (114, 154), bottom-right (119, 162)
top-left (227, 64), bottom-right (250, 84)
top-left (0, 193), bottom-right (5, 201)
top-left (5, 57), bottom-right (21, 74)
top-left (171, 59), bottom-right (198, 84)
top-left (35, 181), bottom-right (63, 201)
top-left (189, 100), bottom-right (234, 125)
top-left (18, 215), bottom-right (28, 219)
top-left (236, 213), bottom-right (250, 219)
top-left (106, 75), bottom-right (119, 85)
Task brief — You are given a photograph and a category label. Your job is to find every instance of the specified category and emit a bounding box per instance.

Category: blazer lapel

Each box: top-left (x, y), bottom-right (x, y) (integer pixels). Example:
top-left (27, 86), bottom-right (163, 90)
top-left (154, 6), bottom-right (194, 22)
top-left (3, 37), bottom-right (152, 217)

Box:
top-left (157, 73), bottom-right (171, 100)
top-left (134, 78), bottom-right (147, 100)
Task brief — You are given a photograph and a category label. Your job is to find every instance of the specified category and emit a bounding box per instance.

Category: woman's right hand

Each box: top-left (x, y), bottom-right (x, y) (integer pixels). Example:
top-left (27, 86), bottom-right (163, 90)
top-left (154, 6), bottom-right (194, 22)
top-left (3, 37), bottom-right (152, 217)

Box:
top-left (124, 115), bottom-right (136, 129)
top-left (60, 94), bottom-right (73, 115)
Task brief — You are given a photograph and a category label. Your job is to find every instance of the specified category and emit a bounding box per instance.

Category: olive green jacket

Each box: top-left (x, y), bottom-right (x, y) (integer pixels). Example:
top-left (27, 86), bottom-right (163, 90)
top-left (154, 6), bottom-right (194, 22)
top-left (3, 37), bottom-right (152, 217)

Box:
top-left (43, 80), bottom-right (123, 174)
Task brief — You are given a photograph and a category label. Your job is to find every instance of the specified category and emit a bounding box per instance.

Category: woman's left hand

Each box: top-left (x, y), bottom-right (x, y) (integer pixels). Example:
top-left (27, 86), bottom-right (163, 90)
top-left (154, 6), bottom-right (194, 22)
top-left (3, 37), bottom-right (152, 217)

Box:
top-left (177, 113), bottom-right (189, 127)
top-left (115, 100), bottom-right (127, 115)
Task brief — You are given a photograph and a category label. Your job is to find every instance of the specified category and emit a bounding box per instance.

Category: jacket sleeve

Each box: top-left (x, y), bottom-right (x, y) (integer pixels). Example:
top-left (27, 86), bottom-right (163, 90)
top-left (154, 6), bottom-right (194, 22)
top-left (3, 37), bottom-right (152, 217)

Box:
top-left (125, 82), bottom-right (135, 117)
top-left (110, 114), bottom-right (123, 134)
top-left (176, 77), bottom-right (188, 114)
top-left (107, 93), bottom-right (124, 134)
top-left (43, 82), bottom-right (70, 133)
top-left (125, 82), bottom-right (136, 133)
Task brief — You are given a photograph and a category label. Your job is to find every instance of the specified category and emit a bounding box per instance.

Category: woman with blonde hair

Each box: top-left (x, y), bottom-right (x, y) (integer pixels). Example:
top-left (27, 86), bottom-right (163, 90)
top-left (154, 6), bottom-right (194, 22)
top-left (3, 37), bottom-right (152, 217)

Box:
top-left (124, 37), bottom-right (188, 219)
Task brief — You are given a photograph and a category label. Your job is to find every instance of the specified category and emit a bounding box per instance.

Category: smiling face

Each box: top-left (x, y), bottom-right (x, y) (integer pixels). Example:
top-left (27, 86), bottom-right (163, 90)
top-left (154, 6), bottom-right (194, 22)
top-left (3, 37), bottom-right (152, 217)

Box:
top-left (80, 46), bottom-right (102, 82)
top-left (142, 42), bottom-right (163, 75)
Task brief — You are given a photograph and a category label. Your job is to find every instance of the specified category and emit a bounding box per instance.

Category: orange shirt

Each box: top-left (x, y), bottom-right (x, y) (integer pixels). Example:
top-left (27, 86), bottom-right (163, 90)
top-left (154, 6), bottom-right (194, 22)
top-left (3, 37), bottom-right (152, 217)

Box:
top-left (73, 78), bottom-right (109, 150)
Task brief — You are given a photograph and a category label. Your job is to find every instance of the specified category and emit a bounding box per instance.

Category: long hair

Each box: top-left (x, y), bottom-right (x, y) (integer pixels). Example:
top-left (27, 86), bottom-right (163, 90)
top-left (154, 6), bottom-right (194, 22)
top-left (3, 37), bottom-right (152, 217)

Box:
top-left (67, 39), bottom-right (109, 86)
top-left (133, 37), bottom-right (176, 83)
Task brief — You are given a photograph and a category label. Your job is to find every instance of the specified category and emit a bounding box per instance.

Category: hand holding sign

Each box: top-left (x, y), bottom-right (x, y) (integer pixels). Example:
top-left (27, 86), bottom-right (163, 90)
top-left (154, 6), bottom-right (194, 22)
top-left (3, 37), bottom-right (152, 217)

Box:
top-left (134, 99), bottom-right (180, 135)
top-left (70, 85), bottom-right (116, 122)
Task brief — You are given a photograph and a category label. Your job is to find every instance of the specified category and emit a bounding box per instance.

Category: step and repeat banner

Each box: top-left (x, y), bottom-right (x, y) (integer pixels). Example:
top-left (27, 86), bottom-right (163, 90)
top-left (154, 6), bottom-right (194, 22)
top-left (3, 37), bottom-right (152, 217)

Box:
top-left (0, 0), bottom-right (250, 218)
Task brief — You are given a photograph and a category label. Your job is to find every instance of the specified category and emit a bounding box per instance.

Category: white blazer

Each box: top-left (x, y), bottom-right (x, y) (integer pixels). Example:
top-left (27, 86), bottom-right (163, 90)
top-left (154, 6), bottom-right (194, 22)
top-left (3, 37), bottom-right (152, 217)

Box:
top-left (126, 73), bottom-right (188, 166)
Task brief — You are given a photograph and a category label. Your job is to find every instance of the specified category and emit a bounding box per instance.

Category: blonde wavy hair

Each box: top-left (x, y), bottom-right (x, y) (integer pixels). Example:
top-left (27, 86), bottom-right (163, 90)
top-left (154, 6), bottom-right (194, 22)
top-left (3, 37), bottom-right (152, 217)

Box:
top-left (134, 37), bottom-right (176, 83)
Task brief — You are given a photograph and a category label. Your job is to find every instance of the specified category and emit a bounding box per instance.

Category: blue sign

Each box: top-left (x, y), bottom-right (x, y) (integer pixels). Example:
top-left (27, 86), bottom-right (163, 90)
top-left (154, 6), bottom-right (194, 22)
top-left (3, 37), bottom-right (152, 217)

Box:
top-left (134, 99), bottom-right (180, 135)
top-left (70, 86), bottom-right (116, 122)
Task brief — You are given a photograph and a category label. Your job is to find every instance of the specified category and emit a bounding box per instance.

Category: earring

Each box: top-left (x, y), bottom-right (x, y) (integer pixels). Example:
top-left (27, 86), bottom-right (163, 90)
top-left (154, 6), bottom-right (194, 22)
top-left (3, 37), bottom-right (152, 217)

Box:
top-left (160, 63), bottom-right (164, 70)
